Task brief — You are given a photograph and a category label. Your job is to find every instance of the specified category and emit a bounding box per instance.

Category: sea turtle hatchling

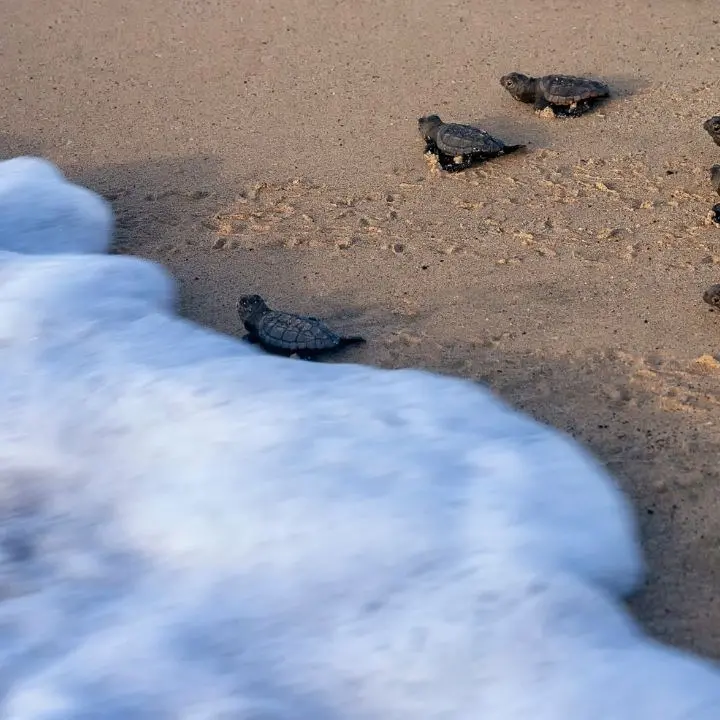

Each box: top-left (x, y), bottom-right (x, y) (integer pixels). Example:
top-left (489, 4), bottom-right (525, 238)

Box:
top-left (703, 284), bottom-right (720, 308)
top-left (710, 202), bottom-right (720, 228)
top-left (500, 72), bottom-right (610, 117)
top-left (704, 116), bottom-right (720, 147)
top-left (418, 114), bottom-right (525, 172)
top-left (236, 294), bottom-right (365, 360)
top-left (708, 165), bottom-right (720, 226)
top-left (711, 165), bottom-right (720, 196)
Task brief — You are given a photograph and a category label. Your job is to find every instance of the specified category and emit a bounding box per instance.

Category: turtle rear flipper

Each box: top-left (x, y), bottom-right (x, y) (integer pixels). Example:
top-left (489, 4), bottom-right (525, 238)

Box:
top-left (542, 99), bottom-right (595, 118)
top-left (296, 335), bottom-right (365, 360)
top-left (563, 100), bottom-right (592, 117)
top-left (339, 335), bottom-right (365, 346)
top-left (501, 143), bottom-right (525, 155)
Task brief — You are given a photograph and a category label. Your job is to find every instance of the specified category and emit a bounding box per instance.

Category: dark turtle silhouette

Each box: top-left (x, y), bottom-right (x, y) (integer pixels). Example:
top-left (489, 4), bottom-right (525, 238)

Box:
top-left (236, 294), bottom-right (365, 360)
top-left (704, 116), bottom-right (720, 147)
top-left (711, 165), bottom-right (720, 196)
top-left (703, 284), bottom-right (720, 308)
top-left (500, 72), bottom-right (610, 117)
top-left (707, 166), bottom-right (720, 226)
top-left (418, 114), bottom-right (525, 172)
top-left (711, 203), bottom-right (720, 227)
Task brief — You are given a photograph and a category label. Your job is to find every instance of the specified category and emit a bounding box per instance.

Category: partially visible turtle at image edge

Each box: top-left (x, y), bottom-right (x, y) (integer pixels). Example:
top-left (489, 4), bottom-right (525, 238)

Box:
top-left (711, 164), bottom-right (720, 196)
top-left (418, 114), bottom-right (525, 172)
top-left (500, 72), bottom-right (610, 117)
top-left (704, 116), bottom-right (720, 147)
top-left (710, 202), bottom-right (720, 228)
top-left (708, 165), bottom-right (720, 227)
top-left (703, 284), bottom-right (720, 309)
top-left (236, 294), bottom-right (365, 360)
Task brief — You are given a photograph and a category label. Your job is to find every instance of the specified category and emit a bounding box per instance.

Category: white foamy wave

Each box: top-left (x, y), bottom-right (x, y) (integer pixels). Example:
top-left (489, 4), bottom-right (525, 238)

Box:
top-left (0, 156), bottom-right (718, 719)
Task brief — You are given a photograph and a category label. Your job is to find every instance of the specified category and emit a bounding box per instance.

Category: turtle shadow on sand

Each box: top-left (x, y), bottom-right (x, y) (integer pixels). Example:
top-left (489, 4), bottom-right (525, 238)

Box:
top-left (600, 74), bottom-right (652, 99)
top-left (466, 116), bottom-right (553, 151)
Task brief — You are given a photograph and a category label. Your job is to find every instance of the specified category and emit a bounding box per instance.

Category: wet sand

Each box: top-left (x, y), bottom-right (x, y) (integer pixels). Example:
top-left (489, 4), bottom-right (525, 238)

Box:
top-left (3, 0), bottom-right (720, 658)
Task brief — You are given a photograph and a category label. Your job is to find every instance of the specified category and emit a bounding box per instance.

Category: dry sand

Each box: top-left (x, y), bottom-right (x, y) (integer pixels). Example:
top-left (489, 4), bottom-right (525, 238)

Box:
top-left (3, 0), bottom-right (720, 659)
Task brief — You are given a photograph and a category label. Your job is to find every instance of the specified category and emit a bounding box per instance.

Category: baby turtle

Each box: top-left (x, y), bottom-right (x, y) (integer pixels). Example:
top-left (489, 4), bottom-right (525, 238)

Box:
top-left (703, 284), bottom-right (720, 308)
top-left (707, 166), bottom-right (720, 226)
top-left (500, 72), bottom-right (610, 117)
top-left (711, 202), bottom-right (720, 228)
top-left (704, 116), bottom-right (720, 147)
top-left (236, 294), bottom-right (365, 360)
top-left (418, 114), bottom-right (525, 172)
top-left (711, 165), bottom-right (720, 196)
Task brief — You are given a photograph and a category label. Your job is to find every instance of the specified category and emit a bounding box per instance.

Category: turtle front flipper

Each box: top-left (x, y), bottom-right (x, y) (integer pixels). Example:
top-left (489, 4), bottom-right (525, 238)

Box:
top-left (533, 95), bottom-right (552, 113)
top-left (438, 153), bottom-right (474, 172)
top-left (241, 320), bottom-right (261, 346)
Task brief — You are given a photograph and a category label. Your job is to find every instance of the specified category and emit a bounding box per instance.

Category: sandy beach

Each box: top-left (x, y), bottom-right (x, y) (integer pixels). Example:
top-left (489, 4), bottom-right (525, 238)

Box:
top-left (3, 0), bottom-right (720, 660)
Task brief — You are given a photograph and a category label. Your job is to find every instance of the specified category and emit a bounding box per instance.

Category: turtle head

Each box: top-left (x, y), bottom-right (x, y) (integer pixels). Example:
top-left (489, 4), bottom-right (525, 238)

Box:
top-left (500, 72), bottom-right (536, 103)
top-left (704, 116), bottom-right (720, 140)
top-left (237, 294), bottom-right (269, 320)
top-left (418, 114), bottom-right (443, 141)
